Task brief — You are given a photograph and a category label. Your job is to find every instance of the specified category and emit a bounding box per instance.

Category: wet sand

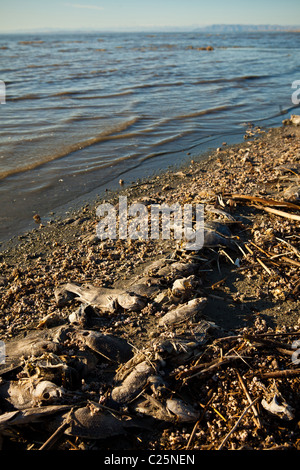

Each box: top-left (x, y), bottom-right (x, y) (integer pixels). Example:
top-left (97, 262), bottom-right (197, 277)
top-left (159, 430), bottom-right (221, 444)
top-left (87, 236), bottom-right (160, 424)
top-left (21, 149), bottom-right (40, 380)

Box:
top-left (0, 122), bottom-right (300, 450)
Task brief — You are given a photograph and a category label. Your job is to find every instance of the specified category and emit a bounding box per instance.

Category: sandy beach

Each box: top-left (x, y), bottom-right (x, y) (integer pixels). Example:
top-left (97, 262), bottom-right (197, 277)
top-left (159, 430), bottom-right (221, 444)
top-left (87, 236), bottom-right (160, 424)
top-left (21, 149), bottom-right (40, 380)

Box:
top-left (0, 122), bottom-right (300, 451)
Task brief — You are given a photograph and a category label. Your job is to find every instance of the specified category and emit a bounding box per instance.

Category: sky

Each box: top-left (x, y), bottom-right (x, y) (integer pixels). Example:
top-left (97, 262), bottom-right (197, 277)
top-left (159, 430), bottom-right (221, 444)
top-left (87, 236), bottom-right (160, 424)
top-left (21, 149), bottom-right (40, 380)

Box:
top-left (0, 0), bottom-right (300, 33)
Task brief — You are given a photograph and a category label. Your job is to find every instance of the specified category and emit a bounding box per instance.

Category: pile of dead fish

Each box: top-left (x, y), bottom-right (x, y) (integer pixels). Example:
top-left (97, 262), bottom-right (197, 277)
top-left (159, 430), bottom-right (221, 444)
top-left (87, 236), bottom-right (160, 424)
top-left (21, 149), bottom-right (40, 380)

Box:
top-left (0, 250), bottom-right (214, 447)
top-left (0, 219), bottom-right (299, 450)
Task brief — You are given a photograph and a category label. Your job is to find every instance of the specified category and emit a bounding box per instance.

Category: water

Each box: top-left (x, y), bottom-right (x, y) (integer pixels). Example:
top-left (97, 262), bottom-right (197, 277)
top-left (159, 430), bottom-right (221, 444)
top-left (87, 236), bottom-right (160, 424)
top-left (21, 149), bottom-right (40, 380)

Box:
top-left (0, 31), bottom-right (300, 242)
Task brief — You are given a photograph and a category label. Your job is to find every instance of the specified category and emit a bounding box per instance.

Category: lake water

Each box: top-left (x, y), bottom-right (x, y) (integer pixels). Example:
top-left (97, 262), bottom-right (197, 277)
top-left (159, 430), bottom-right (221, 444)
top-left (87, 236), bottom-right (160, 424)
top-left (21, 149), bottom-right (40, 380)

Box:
top-left (0, 31), bottom-right (300, 242)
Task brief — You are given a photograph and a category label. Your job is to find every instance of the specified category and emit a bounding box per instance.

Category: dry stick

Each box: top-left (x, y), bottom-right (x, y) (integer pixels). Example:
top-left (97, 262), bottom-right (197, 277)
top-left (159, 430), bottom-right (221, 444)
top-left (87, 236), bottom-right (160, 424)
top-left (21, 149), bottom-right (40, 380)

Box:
top-left (280, 256), bottom-right (300, 268)
top-left (236, 370), bottom-right (262, 429)
top-left (255, 368), bottom-right (300, 379)
top-left (230, 194), bottom-right (300, 210)
top-left (257, 257), bottom-right (273, 275)
top-left (254, 204), bottom-right (300, 221)
top-left (275, 237), bottom-right (300, 258)
top-left (217, 397), bottom-right (260, 451)
top-left (180, 356), bottom-right (242, 382)
top-left (244, 334), bottom-right (294, 352)
top-left (39, 408), bottom-right (74, 451)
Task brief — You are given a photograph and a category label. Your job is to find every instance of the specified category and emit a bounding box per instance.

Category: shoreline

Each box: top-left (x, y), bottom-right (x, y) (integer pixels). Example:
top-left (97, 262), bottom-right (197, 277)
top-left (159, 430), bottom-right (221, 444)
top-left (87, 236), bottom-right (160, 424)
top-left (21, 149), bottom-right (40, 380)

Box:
top-left (1, 122), bottom-right (300, 450)
top-left (1, 123), bottom-right (300, 333)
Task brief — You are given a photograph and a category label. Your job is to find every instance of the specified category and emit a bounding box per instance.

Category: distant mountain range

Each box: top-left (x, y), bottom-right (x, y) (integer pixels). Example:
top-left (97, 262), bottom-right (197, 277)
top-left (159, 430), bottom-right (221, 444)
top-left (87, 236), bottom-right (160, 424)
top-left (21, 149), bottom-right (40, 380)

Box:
top-left (1, 24), bottom-right (300, 35)
top-left (194, 24), bottom-right (300, 33)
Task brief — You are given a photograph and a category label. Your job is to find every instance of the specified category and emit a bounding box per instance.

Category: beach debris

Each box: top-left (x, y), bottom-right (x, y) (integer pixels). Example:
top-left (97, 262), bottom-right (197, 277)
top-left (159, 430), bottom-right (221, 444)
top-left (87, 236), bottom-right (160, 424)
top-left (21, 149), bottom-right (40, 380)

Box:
top-left (1, 125), bottom-right (300, 450)
top-left (63, 403), bottom-right (145, 439)
top-left (229, 193), bottom-right (300, 210)
top-left (133, 395), bottom-right (200, 423)
top-left (283, 185), bottom-right (300, 202)
top-left (111, 360), bottom-right (157, 404)
top-left (0, 405), bottom-right (71, 431)
top-left (54, 282), bottom-right (147, 312)
top-left (68, 304), bottom-right (94, 327)
top-left (134, 395), bottom-right (172, 421)
top-left (283, 114), bottom-right (300, 126)
top-left (171, 275), bottom-right (197, 298)
top-left (158, 297), bottom-right (207, 326)
top-left (165, 398), bottom-right (200, 422)
top-left (0, 378), bottom-right (64, 410)
top-left (261, 385), bottom-right (295, 421)
top-left (71, 329), bottom-right (133, 363)
top-left (0, 330), bottom-right (61, 375)
top-left (33, 214), bottom-right (41, 224)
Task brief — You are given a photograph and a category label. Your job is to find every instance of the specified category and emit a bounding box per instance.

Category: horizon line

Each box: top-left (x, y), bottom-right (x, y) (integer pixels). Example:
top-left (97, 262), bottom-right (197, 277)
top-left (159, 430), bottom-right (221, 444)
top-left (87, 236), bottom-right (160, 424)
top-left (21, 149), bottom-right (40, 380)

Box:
top-left (1, 23), bottom-right (300, 34)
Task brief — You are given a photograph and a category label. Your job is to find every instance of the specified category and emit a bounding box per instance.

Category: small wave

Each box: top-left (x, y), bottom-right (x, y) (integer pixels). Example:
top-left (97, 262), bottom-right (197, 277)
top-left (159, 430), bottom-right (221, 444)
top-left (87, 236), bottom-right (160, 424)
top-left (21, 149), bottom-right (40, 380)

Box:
top-left (52, 90), bottom-right (79, 97)
top-left (10, 93), bottom-right (41, 102)
top-left (130, 81), bottom-right (184, 90)
top-left (0, 117), bottom-right (140, 181)
top-left (161, 104), bottom-right (242, 124)
top-left (194, 75), bottom-right (267, 85)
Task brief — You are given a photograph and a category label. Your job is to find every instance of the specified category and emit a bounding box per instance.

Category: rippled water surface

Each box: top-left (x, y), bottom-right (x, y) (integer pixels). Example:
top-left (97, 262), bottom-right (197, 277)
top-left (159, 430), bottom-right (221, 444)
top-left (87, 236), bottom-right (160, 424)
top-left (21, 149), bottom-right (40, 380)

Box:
top-left (0, 31), bottom-right (300, 241)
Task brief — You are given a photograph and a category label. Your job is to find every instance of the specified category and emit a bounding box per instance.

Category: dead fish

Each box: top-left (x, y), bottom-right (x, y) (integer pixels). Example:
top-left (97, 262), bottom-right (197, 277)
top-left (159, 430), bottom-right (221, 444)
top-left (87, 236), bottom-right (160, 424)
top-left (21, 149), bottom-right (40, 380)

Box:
top-left (113, 351), bottom-right (150, 382)
top-left (171, 275), bottom-right (197, 299)
top-left (134, 395), bottom-right (199, 423)
top-left (64, 403), bottom-right (145, 439)
top-left (56, 283), bottom-right (146, 312)
top-left (134, 395), bottom-right (171, 421)
top-left (32, 380), bottom-right (64, 404)
top-left (116, 291), bottom-right (147, 311)
top-left (261, 392), bottom-right (294, 421)
top-left (125, 281), bottom-right (159, 298)
top-left (166, 398), bottom-right (200, 422)
top-left (144, 259), bottom-right (167, 276)
top-left (68, 304), bottom-right (95, 327)
top-left (156, 262), bottom-right (198, 278)
top-left (203, 226), bottom-right (235, 249)
top-left (0, 378), bottom-right (63, 410)
top-left (158, 297), bottom-right (207, 327)
top-left (111, 360), bottom-right (156, 404)
top-left (0, 405), bottom-right (71, 431)
top-left (56, 283), bottom-right (118, 312)
top-left (0, 331), bottom-right (61, 375)
top-left (72, 329), bottom-right (132, 363)
top-left (54, 285), bottom-right (76, 307)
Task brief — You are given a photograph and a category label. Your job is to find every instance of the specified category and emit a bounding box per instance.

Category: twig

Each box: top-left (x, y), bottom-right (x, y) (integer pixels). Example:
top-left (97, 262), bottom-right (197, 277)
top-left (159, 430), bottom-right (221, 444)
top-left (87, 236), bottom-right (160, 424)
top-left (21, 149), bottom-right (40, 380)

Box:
top-left (254, 368), bottom-right (300, 379)
top-left (219, 249), bottom-right (235, 264)
top-left (236, 370), bottom-right (262, 429)
top-left (180, 356), bottom-right (244, 382)
top-left (249, 241), bottom-right (271, 257)
top-left (276, 237), bottom-right (300, 258)
top-left (280, 256), bottom-right (300, 268)
top-left (230, 194), bottom-right (300, 210)
top-left (217, 397), bottom-right (260, 450)
top-left (257, 257), bottom-right (273, 275)
top-left (210, 277), bottom-right (227, 290)
top-left (254, 205), bottom-right (300, 221)
top-left (244, 334), bottom-right (294, 353)
top-left (39, 408), bottom-right (74, 450)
